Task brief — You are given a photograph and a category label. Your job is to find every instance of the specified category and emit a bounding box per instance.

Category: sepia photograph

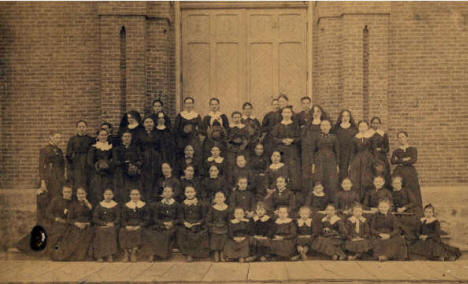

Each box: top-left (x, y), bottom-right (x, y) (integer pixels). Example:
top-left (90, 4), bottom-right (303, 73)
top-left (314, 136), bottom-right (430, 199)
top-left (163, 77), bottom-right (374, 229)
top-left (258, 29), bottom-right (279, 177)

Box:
top-left (0, 1), bottom-right (468, 283)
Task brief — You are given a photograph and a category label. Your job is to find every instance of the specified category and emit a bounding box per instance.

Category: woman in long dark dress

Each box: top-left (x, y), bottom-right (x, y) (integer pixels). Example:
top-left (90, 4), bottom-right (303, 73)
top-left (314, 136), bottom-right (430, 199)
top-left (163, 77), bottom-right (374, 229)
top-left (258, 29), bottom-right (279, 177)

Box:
top-left (201, 165), bottom-right (229, 202)
top-left (117, 111), bottom-right (144, 147)
top-left (270, 106), bottom-right (301, 191)
top-left (226, 111), bottom-right (249, 169)
top-left (174, 97), bottom-right (204, 159)
top-left (344, 203), bottom-right (372, 260)
top-left (261, 98), bottom-right (281, 158)
top-left (51, 188), bottom-right (94, 261)
top-left (66, 120), bottom-right (94, 190)
top-left (332, 109), bottom-right (358, 182)
top-left (224, 208), bottom-right (253, 262)
top-left (154, 111), bottom-right (176, 166)
top-left (87, 129), bottom-right (114, 205)
top-left (250, 143), bottom-right (269, 200)
top-left (153, 163), bottom-right (182, 203)
top-left (142, 186), bottom-right (179, 261)
top-left (312, 204), bottom-right (347, 260)
top-left (93, 189), bottom-right (120, 262)
top-left (312, 119), bottom-right (340, 201)
top-left (349, 121), bottom-right (375, 200)
top-left (268, 206), bottom-right (297, 260)
top-left (150, 99), bottom-right (172, 129)
top-left (177, 186), bottom-right (210, 261)
top-left (369, 199), bottom-right (408, 261)
top-left (113, 131), bottom-right (144, 203)
top-left (139, 117), bottom-right (162, 201)
top-left (241, 102), bottom-right (262, 152)
top-left (119, 189), bottom-right (150, 262)
top-left (206, 191), bottom-right (230, 262)
top-left (370, 117), bottom-right (391, 187)
top-left (391, 131), bottom-right (422, 208)
top-left (409, 204), bottom-right (461, 261)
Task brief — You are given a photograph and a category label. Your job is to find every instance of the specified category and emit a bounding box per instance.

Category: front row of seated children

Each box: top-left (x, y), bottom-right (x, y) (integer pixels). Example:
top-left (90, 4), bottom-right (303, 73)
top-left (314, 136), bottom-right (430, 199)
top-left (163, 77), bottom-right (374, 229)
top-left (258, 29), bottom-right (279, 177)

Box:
top-left (44, 175), bottom-right (461, 263)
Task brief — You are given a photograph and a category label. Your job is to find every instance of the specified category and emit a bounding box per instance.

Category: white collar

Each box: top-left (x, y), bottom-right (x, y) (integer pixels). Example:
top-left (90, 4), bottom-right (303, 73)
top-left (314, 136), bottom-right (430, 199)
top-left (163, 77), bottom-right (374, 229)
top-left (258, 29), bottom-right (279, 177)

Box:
top-left (297, 218), bottom-right (312, 227)
top-left (180, 110), bottom-right (199, 120)
top-left (208, 111), bottom-right (222, 118)
top-left (374, 129), bottom-right (385, 136)
top-left (230, 123), bottom-right (245, 129)
top-left (100, 200), bottom-right (118, 209)
top-left (269, 162), bottom-right (284, 170)
top-left (280, 120), bottom-right (293, 125)
top-left (156, 125), bottom-right (167, 130)
top-left (126, 200), bottom-right (145, 209)
top-left (348, 216), bottom-right (366, 223)
top-left (213, 203), bottom-right (228, 211)
top-left (93, 141), bottom-right (112, 151)
top-left (128, 123), bottom-right (139, 130)
top-left (313, 191), bottom-right (325, 197)
top-left (184, 198), bottom-right (198, 206)
top-left (161, 198), bottom-right (175, 205)
top-left (231, 218), bottom-right (249, 224)
top-left (242, 114), bottom-right (256, 120)
top-left (207, 156), bottom-right (224, 163)
top-left (275, 218), bottom-right (292, 224)
top-left (322, 215), bottom-right (341, 224)
top-left (356, 131), bottom-right (373, 139)
top-left (421, 217), bottom-right (437, 224)
top-left (253, 215), bottom-right (270, 222)
top-left (340, 122), bottom-right (351, 129)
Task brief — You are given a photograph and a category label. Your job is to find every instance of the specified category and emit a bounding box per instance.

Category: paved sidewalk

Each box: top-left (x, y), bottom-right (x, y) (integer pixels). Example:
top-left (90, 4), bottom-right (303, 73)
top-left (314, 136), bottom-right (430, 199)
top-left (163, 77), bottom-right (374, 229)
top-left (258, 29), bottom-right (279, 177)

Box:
top-left (2, 259), bottom-right (468, 283)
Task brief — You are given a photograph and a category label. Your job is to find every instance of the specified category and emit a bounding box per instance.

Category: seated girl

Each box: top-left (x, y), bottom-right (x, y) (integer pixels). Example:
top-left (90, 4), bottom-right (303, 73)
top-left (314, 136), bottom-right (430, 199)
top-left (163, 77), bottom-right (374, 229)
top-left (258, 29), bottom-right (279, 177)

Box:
top-left (228, 155), bottom-right (256, 191)
top-left (363, 176), bottom-right (393, 213)
top-left (264, 176), bottom-right (296, 218)
top-left (206, 191), bottom-right (230, 262)
top-left (267, 206), bottom-right (297, 260)
top-left (264, 151), bottom-right (294, 195)
top-left (305, 183), bottom-right (330, 215)
top-left (311, 204), bottom-right (347, 260)
top-left (292, 206), bottom-right (319, 261)
top-left (391, 175), bottom-right (420, 241)
top-left (205, 145), bottom-right (226, 177)
top-left (154, 163), bottom-right (182, 203)
top-left (229, 176), bottom-right (256, 218)
top-left (344, 203), bottom-right (372, 260)
top-left (252, 202), bottom-right (272, 262)
top-left (93, 188), bottom-right (120, 262)
top-left (334, 178), bottom-right (360, 216)
top-left (201, 165), bottom-right (229, 202)
top-left (226, 111), bottom-right (249, 169)
top-left (180, 165), bottom-right (201, 195)
top-left (224, 208), bottom-right (253, 263)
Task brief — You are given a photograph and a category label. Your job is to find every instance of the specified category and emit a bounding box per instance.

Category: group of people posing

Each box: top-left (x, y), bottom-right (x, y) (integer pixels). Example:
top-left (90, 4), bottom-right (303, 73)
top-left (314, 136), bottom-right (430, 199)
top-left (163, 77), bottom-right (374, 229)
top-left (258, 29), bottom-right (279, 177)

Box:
top-left (22, 95), bottom-right (461, 263)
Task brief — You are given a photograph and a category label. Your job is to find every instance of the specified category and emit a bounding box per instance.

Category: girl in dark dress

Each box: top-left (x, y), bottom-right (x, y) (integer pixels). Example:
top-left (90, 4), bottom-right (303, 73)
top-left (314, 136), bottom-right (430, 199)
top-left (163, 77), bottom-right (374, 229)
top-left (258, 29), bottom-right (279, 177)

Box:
top-left (271, 106), bottom-right (301, 191)
top-left (344, 203), bottom-right (372, 260)
top-left (252, 202), bottom-right (273, 262)
top-left (264, 176), bottom-right (296, 218)
top-left (224, 208), bottom-right (253, 262)
top-left (206, 191), bottom-right (230, 262)
top-left (119, 189), bottom-right (150, 262)
top-left (180, 165), bottom-right (201, 196)
top-left (93, 188), bottom-right (120, 262)
top-left (250, 143), bottom-right (269, 200)
top-left (153, 163), bottom-right (182, 203)
top-left (305, 183), bottom-right (330, 215)
top-left (229, 176), bottom-right (256, 218)
top-left (177, 186), bottom-right (210, 261)
top-left (334, 178), bottom-right (360, 216)
top-left (312, 119), bottom-right (340, 200)
top-left (369, 199), bottom-right (408, 261)
top-left (370, 117), bottom-right (391, 187)
top-left (264, 151), bottom-right (294, 195)
top-left (51, 188), bottom-right (93, 261)
top-left (311, 204), bottom-right (347, 260)
top-left (261, 98), bottom-right (281, 158)
top-left (228, 154), bottom-right (256, 191)
top-left (391, 131), bottom-right (422, 208)
top-left (241, 102), bottom-right (262, 152)
top-left (66, 120), bottom-right (94, 190)
top-left (149, 99), bottom-right (171, 129)
top-left (205, 145), bottom-right (226, 177)
top-left (177, 144), bottom-right (202, 178)
top-left (154, 111), bottom-right (176, 166)
top-left (87, 129), bottom-right (114, 205)
top-left (201, 165), bottom-right (229, 202)
top-left (409, 204), bottom-right (461, 261)
top-left (268, 206), bottom-right (297, 260)
top-left (391, 175), bottom-right (420, 241)
top-left (363, 176), bottom-right (393, 212)
top-left (332, 109), bottom-right (358, 182)
top-left (100, 122), bottom-right (120, 147)
top-left (139, 117), bottom-right (162, 201)
top-left (174, 97), bottom-right (203, 159)
top-left (203, 97), bottom-right (229, 138)
top-left (117, 111), bottom-right (144, 147)
top-left (292, 206), bottom-right (319, 261)
top-left (227, 111), bottom-right (249, 169)
top-left (142, 186), bottom-right (179, 261)
top-left (113, 131), bottom-right (143, 203)
top-left (349, 121), bottom-right (376, 200)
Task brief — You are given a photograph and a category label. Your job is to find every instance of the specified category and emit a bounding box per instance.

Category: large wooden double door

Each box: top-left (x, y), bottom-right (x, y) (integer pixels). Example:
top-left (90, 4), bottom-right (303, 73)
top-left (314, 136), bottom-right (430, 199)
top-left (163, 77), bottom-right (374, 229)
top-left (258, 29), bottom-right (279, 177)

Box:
top-left (181, 6), bottom-right (308, 119)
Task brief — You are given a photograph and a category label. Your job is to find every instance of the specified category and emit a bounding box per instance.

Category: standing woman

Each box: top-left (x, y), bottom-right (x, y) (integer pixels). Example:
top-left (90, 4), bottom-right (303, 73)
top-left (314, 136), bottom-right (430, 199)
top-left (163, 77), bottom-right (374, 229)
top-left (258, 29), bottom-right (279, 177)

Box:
top-left (349, 121), bottom-right (375, 200)
top-left (87, 129), bottom-right (114, 205)
top-left (174, 97), bottom-right (204, 159)
top-left (154, 111), bottom-right (176, 166)
top-left (226, 111), bottom-right (249, 169)
top-left (270, 106), bottom-right (301, 192)
top-left (241, 102), bottom-right (262, 152)
top-left (139, 117), bottom-right (162, 201)
top-left (66, 120), bottom-right (94, 190)
top-left (117, 111), bottom-right (144, 147)
top-left (391, 131), bottom-right (422, 207)
top-left (203, 97), bottom-right (229, 136)
top-left (332, 109), bottom-right (358, 182)
top-left (150, 99), bottom-right (171, 129)
top-left (261, 98), bottom-right (281, 158)
top-left (370, 117), bottom-right (391, 187)
top-left (312, 119), bottom-right (340, 200)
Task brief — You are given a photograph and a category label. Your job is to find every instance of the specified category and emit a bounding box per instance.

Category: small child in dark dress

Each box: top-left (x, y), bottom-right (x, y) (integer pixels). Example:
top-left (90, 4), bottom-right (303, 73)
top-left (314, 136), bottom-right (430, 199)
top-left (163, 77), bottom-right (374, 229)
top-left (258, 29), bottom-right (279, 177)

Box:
top-left (344, 203), bottom-right (372, 260)
top-left (206, 191), bottom-right (230, 262)
top-left (93, 188), bottom-right (120, 262)
top-left (224, 208), bottom-right (253, 262)
top-left (409, 204), bottom-right (461, 261)
top-left (229, 176), bottom-right (256, 218)
top-left (251, 202), bottom-right (272, 262)
top-left (305, 183), bottom-right (330, 216)
top-left (292, 206), bottom-right (319, 261)
top-left (268, 206), bottom-right (297, 260)
top-left (312, 204), bottom-right (347, 260)
top-left (334, 178), bottom-right (360, 216)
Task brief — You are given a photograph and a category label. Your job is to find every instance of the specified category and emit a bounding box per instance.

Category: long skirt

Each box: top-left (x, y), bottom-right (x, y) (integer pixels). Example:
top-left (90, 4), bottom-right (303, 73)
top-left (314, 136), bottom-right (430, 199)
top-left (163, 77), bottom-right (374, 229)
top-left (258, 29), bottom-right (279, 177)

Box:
top-left (119, 227), bottom-right (143, 249)
top-left (142, 228), bottom-right (175, 259)
top-left (393, 165), bottom-right (422, 207)
top-left (50, 225), bottom-right (93, 261)
top-left (296, 235), bottom-right (314, 248)
top-left (276, 144), bottom-right (301, 190)
top-left (349, 151), bottom-right (374, 200)
top-left (93, 226), bottom-right (118, 259)
top-left (312, 236), bottom-right (346, 257)
top-left (89, 173), bottom-right (113, 206)
top-left (269, 238), bottom-right (296, 258)
top-left (313, 151), bottom-right (339, 201)
top-left (114, 171), bottom-right (142, 203)
top-left (395, 214), bottom-right (420, 241)
top-left (409, 239), bottom-right (461, 260)
top-left (344, 239), bottom-right (372, 254)
top-left (252, 237), bottom-right (270, 256)
top-left (177, 227), bottom-right (210, 258)
top-left (371, 236), bottom-right (408, 260)
top-left (69, 153), bottom-right (89, 190)
top-left (210, 233), bottom-right (228, 251)
top-left (224, 237), bottom-right (250, 259)
top-left (46, 222), bottom-right (70, 256)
